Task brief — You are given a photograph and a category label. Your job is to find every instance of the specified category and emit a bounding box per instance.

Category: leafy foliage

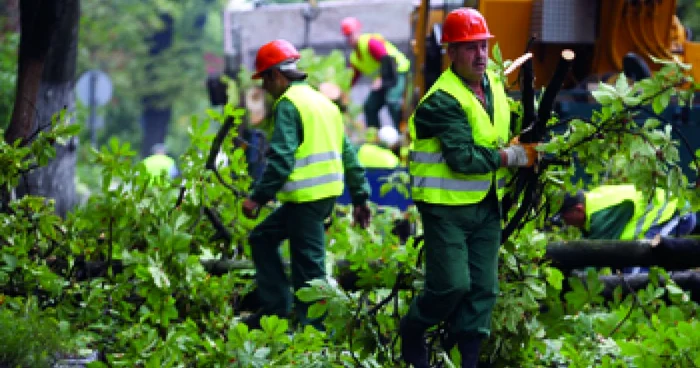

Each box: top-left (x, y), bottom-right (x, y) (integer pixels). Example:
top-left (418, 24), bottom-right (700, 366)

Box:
top-left (0, 304), bottom-right (72, 368)
top-left (1, 48), bottom-right (700, 367)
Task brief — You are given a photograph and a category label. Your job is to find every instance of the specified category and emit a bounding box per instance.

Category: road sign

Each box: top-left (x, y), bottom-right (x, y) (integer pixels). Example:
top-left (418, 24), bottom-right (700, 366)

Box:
top-left (76, 70), bottom-right (112, 106)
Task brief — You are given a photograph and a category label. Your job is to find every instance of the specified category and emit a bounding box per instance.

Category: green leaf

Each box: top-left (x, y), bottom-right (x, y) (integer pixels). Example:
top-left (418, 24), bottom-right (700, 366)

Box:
top-left (652, 90), bottom-right (671, 114)
top-left (1, 254), bottom-right (17, 271)
top-left (149, 264), bottom-right (170, 289)
top-left (545, 267), bottom-right (564, 290)
top-left (307, 301), bottom-right (328, 320)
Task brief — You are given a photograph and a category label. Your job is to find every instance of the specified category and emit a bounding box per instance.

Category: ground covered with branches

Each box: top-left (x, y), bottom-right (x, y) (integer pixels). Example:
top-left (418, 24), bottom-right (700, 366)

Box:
top-left (1, 53), bottom-right (700, 367)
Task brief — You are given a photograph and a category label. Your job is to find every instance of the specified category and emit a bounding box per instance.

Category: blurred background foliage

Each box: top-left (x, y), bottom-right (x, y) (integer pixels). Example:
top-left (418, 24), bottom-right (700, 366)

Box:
top-left (1, 0), bottom-right (700, 181)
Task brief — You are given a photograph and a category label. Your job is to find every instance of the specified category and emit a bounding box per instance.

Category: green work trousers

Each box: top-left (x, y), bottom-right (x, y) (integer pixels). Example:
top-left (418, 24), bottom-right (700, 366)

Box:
top-left (403, 193), bottom-right (501, 339)
top-left (364, 72), bottom-right (407, 129)
top-left (248, 197), bottom-right (336, 326)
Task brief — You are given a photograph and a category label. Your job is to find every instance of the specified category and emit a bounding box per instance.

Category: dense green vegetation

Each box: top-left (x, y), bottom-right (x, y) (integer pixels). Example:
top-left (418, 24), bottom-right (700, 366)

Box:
top-left (1, 45), bottom-right (699, 366)
top-left (1, 1), bottom-right (700, 366)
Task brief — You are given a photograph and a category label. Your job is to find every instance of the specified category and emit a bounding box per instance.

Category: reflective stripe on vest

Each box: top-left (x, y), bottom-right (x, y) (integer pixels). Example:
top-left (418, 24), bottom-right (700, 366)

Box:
top-left (275, 84), bottom-right (345, 203)
top-left (350, 34), bottom-right (411, 76)
top-left (408, 68), bottom-right (510, 205)
top-left (584, 185), bottom-right (678, 239)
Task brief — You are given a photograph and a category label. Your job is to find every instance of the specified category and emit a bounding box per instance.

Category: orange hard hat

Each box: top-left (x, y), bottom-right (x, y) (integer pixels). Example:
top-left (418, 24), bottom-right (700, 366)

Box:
top-left (252, 39), bottom-right (300, 80)
top-left (341, 17), bottom-right (361, 36)
top-left (441, 8), bottom-right (494, 44)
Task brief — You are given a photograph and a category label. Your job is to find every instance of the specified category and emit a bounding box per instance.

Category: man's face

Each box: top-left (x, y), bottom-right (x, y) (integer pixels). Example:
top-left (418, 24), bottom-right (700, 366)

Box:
top-left (447, 40), bottom-right (489, 83)
top-left (261, 69), bottom-right (285, 99)
top-left (561, 204), bottom-right (586, 228)
top-left (344, 31), bottom-right (360, 48)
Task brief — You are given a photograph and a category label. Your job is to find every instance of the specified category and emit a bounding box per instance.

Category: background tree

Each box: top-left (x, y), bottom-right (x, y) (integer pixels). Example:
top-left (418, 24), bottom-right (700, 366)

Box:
top-left (77, 0), bottom-right (223, 160)
top-left (5, 0), bottom-right (79, 216)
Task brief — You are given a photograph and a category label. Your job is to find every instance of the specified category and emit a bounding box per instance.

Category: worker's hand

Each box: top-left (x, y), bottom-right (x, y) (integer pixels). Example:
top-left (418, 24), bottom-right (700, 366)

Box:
top-left (352, 203), bottom-right (371, 229)
top-left (242, 198), bottom-right (261, 219)
top-left (499, 143), bottom-right (540, 168)
top-left (371, 78), bottom-right (382, 91)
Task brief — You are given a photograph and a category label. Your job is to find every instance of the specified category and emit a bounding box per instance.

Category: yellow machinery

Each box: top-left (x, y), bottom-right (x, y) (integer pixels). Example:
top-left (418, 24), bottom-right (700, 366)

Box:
top-left (411, 0), bottom-right (700, 97)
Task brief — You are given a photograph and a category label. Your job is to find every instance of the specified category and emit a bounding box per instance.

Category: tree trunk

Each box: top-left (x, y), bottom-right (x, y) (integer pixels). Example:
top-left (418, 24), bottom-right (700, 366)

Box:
top-left (1, 0), bottom-right (20, 32)
top-left (546, 237), bottom-right (700, 271)
top-left (6, 0), bottom-right (79, 217)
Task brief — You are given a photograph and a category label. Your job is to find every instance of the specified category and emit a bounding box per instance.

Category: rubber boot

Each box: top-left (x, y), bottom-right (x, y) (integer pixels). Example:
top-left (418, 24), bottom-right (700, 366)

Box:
top-left (399, 318), bottom-right (429, 368)
top-left (457, 338), bottom-right (482, 368)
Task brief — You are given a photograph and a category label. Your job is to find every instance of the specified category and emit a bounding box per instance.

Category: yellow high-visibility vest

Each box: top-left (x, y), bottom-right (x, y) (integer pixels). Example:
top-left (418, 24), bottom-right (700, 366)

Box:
top-left (275, 84), bottom-right (345, 203)
top-left (350, 34), bottom-right (410, 77)
top-left (408, 69), bottom-right (510, 205)
top-left (585, 185), bottom-right (678, 239)
top-left (357, 143), bottom-right (399, 169)
top-left (143, 154), bottom-right (176, 183)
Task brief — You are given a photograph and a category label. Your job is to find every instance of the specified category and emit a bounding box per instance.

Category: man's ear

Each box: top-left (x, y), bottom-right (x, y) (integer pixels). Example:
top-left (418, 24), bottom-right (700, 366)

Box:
top-left (446, 44), bottom-right (455, 60)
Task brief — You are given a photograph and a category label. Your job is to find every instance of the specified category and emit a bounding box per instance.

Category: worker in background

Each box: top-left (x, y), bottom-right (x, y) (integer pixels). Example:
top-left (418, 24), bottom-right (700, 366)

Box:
top-left (400, 8), bottom-right (540, 368)
top-left (142, 143), bottom-right (179, 181)
top-left (240, 39), bottom-right (371, 330)
top-left (357, 125), bottom-right (401, 169)
top-left (341, 16), bottom-right (410, 131)
top-left (556, 184), bottom-right (697, 273)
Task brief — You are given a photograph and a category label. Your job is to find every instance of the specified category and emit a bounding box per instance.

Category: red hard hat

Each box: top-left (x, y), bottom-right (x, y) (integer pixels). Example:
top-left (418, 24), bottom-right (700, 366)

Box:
top-left (441, 8), bottom-right (494, 44)
top-left (252, 39), bottom-right (300, 80)
top-left (341, 17), bottom-right (361, 36)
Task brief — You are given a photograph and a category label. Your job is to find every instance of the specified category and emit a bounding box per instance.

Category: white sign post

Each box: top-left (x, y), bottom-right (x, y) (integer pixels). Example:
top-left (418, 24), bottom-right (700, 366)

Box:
top-left (76, 70), bottom-right (112, 148)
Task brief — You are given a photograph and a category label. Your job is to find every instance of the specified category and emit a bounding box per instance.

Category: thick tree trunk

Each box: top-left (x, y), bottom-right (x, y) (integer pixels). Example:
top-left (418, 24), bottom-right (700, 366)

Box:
top-left (1, 0), bottom-right (20, 32)
top-left (6, 0), bottom-right (79, 217)
top-left (546, 237), bottom-right (700, 271)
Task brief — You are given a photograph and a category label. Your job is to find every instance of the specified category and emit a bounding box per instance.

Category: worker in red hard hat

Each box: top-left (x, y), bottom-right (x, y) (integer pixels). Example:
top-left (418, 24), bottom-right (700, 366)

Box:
top-left (399, 8), bottom-right (540, 368)
top-left (340, 16), bottom-right (411, 132)
top-left (242, 39), bottom-right (371, 330)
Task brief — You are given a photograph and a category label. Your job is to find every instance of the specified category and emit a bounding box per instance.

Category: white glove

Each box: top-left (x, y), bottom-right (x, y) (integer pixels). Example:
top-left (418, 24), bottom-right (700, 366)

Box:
top-left (500, 144), bottom-right (538, 167)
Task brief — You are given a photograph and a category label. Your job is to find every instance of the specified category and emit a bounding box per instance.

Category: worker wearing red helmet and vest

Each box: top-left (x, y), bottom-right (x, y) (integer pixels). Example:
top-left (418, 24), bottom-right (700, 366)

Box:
top-left (341, 17), bottom-right (410, 131)
top-left (241, 39), bottom-right (371, 330)
top-left (399, 8), bottom-right (540, 368)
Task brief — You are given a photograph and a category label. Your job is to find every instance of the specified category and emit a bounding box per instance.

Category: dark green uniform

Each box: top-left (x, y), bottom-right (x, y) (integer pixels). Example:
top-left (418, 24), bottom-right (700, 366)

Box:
top-left (585, 202), bottom-right (634, 240)
top-left (248, 82), bottom-right (370, 326)
top-left (403, 69), bottom-right (506, 340)
top-left (364, 72), bottom-right (407, 129)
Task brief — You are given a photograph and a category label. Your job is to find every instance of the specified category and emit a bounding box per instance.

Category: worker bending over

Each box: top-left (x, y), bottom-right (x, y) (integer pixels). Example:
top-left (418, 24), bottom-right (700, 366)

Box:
top-left (341, 16), bottom-right (410, 131)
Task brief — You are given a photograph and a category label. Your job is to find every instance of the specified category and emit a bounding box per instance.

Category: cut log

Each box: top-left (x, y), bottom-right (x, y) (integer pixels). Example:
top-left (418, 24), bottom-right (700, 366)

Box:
top-left (546, 237), bottom-right (700, 271)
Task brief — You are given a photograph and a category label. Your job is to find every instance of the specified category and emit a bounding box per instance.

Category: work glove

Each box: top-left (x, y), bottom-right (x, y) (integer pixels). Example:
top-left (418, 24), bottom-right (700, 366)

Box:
top-left (352, 203), bottom-right (371, 229)
top-left (499, 143), bottom-right (539, 168)
top-left (242, 198), bottom-right (261, 219)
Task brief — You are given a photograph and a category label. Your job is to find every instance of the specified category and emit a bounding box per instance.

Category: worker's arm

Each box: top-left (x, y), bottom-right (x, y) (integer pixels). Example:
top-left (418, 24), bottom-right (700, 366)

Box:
top-left (368, 37), bottom-right (397, 89)
top-left (351, 65), bottom-right (361, 86)
top-left (341, 137), bottom-right (371, 205)
top-left (412, 90), bottom-right (502, 175)
top-left (250, 98), bottom-right (301, 204)
top-left (586, 201), bottom-right (635, 240)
